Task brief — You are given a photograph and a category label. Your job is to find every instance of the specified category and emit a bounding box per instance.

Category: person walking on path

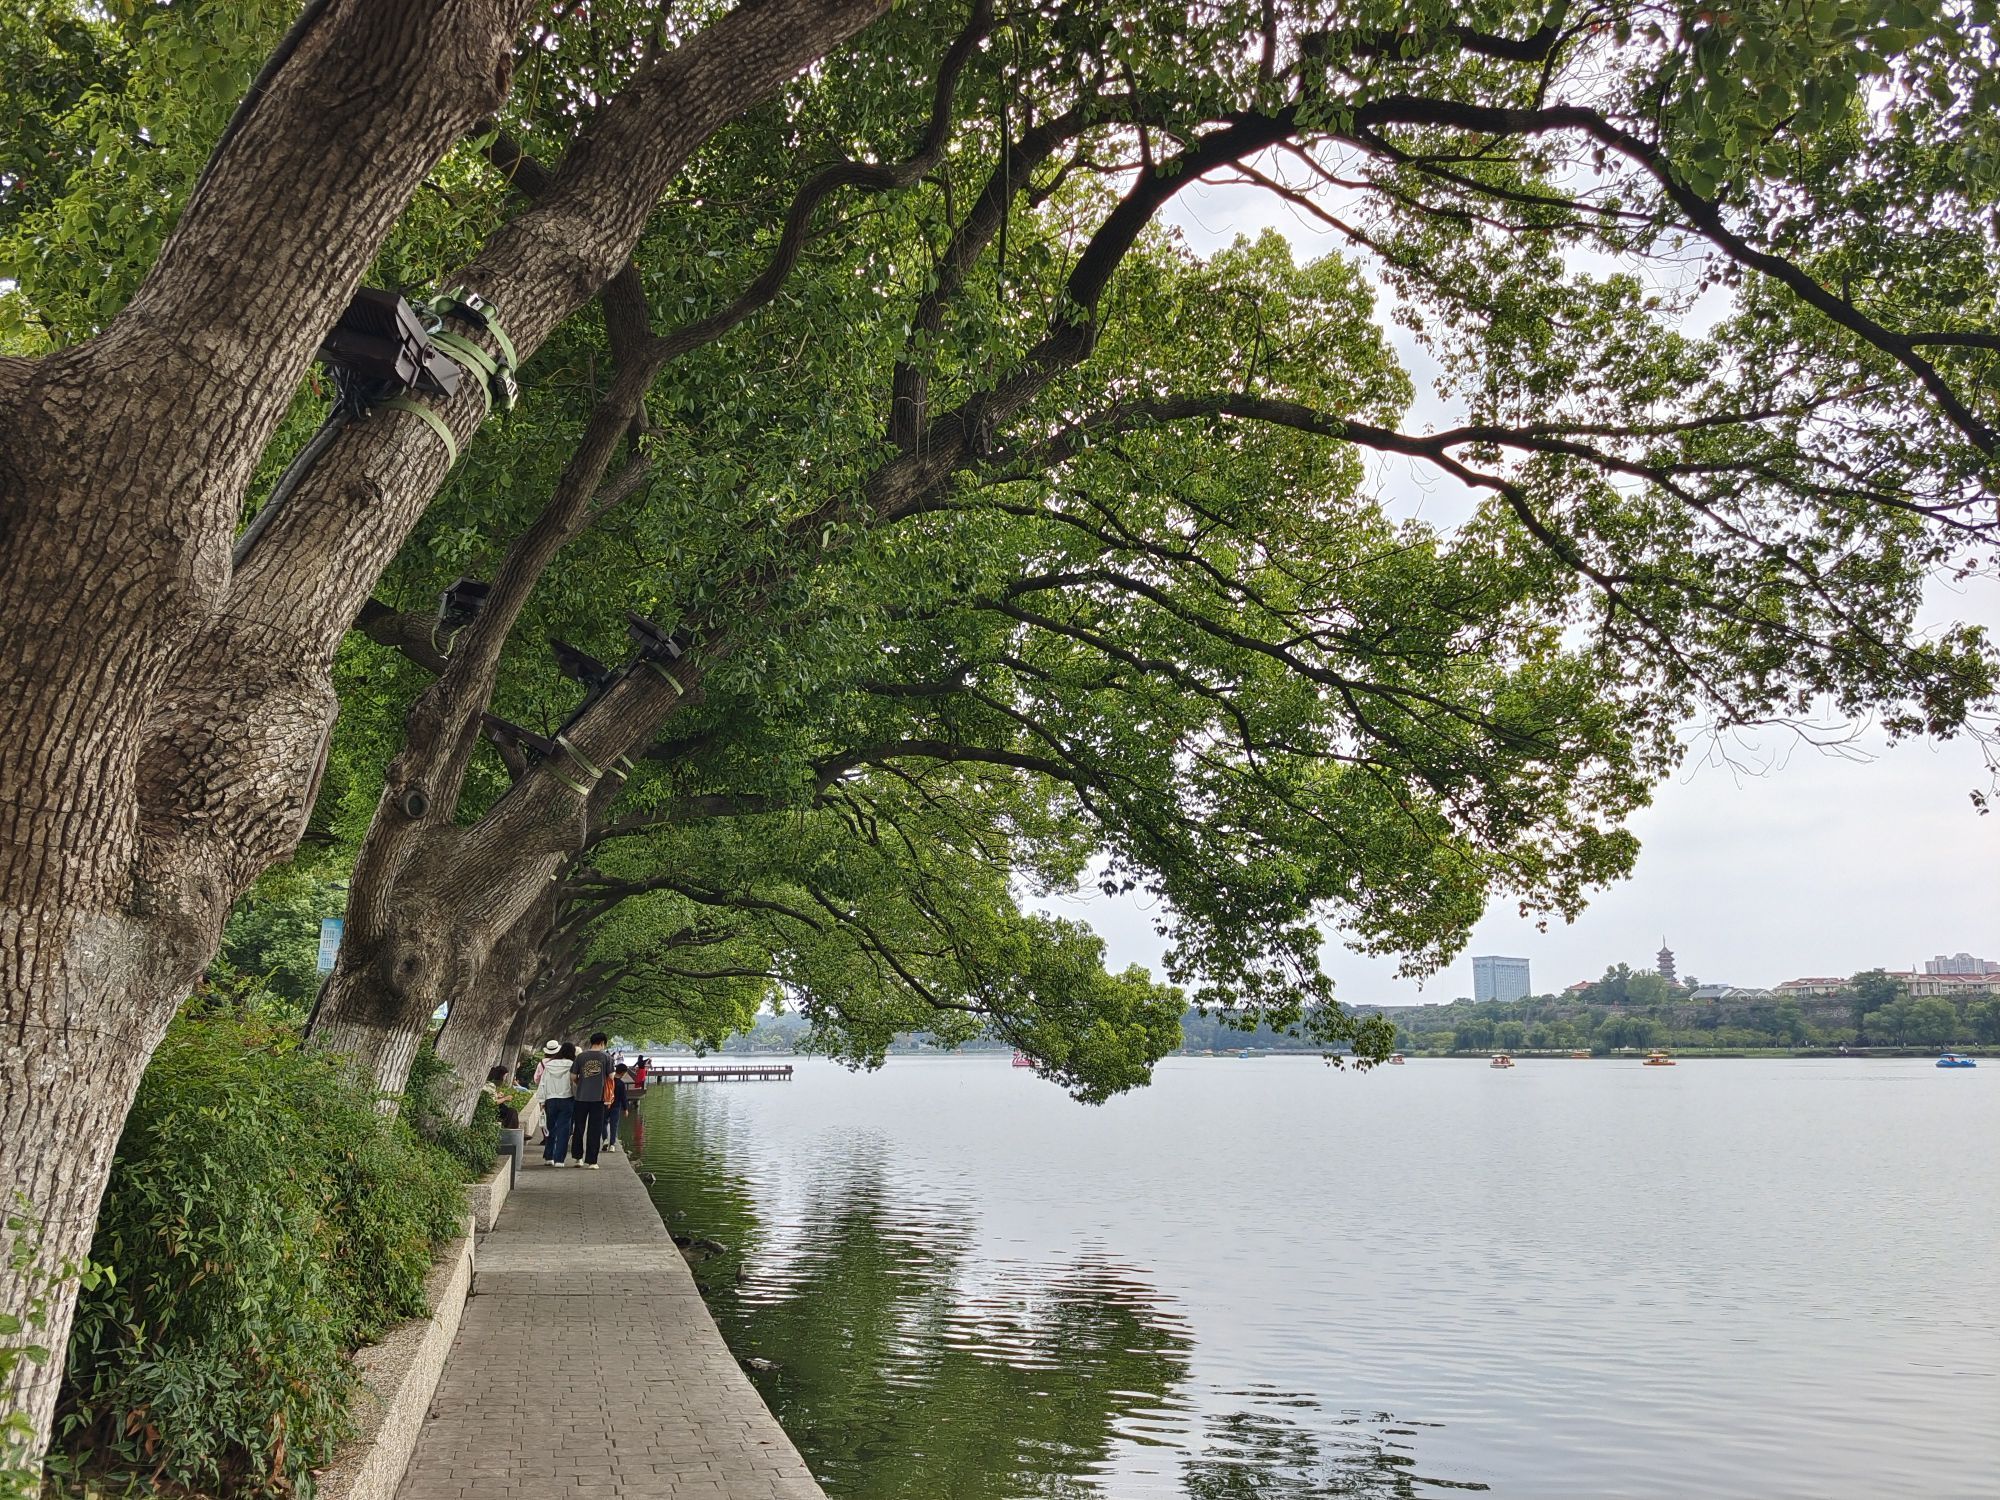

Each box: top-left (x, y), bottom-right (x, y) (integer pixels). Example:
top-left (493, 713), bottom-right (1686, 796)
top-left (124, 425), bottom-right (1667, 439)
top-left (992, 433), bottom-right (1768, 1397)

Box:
top-left (604, 1063), bottom-right (632, 1153)
top-left (568, 1032), bottom-right (613, 1167)
top-left (530, 1041), bottom-right (576, 1165)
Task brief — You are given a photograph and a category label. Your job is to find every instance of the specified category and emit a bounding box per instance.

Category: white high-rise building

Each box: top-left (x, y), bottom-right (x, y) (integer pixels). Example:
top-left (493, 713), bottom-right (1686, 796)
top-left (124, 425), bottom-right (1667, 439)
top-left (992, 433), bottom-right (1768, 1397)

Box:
top-left (1925, 952), bottom-right (2000, 975)
top-left (1473, 955), bottom-right (1532, 1004)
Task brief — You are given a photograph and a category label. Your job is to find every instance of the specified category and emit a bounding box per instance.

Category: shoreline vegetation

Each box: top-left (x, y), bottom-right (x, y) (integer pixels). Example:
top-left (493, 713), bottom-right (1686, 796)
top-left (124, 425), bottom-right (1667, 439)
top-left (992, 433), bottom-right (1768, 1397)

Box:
top-left (696, 972), bottom-right (2000, 1062)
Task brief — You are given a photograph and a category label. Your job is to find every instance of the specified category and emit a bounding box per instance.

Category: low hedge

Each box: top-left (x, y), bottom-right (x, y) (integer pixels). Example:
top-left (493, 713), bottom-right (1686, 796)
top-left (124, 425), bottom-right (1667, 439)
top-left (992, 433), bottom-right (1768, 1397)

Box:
top-left (53, 1007), bottom-right (469, 1498)
top-left (398, 1047), bottom-right (499, 1179)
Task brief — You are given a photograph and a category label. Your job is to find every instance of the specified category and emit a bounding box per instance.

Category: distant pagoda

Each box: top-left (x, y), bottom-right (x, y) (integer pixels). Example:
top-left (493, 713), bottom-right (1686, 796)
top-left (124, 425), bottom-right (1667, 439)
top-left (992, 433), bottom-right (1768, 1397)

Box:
top-left (1656, 939), bottom-right (1677, 983)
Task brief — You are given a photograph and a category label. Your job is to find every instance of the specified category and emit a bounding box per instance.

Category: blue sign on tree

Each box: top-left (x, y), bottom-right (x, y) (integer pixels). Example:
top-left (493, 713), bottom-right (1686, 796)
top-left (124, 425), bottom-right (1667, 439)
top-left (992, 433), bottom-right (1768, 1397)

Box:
top-left (316, 917), bottom-right (344, 973)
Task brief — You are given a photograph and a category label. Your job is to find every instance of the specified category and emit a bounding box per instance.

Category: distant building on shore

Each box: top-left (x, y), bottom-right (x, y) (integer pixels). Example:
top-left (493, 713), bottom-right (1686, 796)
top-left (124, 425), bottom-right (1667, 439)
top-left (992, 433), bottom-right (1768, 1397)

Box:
top-left (1656, 940), bottom-right (1677, 983)
top-left (1902, 971), bottom-right (2000, 997)
top-left (1778, 971), bottom-right (2000, 999)
top-left (1473, 955), bottom-right (1532, 1004)
top-left (1924, 952), bottom-right (2000, 975)
top-left (1775, 977), bottom-right (1848, 997)
top-left (1690, 984), bottom-right (1776, 1003)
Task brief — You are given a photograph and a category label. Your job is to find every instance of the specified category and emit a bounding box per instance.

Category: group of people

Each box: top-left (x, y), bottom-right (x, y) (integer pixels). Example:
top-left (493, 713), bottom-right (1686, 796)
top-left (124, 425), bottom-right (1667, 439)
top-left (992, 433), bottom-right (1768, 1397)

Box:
top-left (518, 1032), bottom-right (644, 1167)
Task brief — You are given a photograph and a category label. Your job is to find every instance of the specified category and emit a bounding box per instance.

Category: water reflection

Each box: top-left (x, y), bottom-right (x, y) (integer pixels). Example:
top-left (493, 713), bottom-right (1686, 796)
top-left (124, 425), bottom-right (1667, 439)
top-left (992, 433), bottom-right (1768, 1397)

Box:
top-left (1185, 1408), bottom-right (1488, 1498)
top-left (637, 1087), bottom-right (1469, 1499)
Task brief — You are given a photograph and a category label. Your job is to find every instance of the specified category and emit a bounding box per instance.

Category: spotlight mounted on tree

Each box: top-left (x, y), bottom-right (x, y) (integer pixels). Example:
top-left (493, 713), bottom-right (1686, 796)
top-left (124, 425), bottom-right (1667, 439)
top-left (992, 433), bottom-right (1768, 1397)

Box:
top-left (624, 613), bottom-right (690, 698)
top-left (480, 713), bottom-right (559, 762)
top-left (318, 288), bottom-right (463, 416)
top-left (438, 577), bottom-right (491, 635)
top-left (550, 638), bottom-right (617, 696)
top-left (624, 612), bottom-right (689, 662)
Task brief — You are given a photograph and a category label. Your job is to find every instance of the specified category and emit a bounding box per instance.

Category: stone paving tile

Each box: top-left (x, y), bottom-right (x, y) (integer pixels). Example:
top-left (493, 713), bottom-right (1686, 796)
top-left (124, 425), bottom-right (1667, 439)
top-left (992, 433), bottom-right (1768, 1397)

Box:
top-left (395, 1155), bottom-right (825, 1500)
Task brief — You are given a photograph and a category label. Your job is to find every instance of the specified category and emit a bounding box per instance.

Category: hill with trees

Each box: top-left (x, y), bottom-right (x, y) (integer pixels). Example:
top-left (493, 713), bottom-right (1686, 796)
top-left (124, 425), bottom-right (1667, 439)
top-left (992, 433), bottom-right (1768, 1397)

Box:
top-left (1373, 968), bottom-right (2000, 1054)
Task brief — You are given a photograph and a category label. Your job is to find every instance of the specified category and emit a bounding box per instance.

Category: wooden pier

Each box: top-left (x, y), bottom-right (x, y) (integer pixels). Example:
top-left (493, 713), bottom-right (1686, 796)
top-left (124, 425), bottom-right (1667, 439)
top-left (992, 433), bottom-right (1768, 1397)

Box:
top-left (641, 1062), bottom-right (794, 1084)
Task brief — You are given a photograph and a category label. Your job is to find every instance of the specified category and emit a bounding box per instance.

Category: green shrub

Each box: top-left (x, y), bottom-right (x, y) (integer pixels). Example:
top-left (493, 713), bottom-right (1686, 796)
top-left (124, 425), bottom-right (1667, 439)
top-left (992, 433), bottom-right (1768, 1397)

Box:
top-left (54, 1008), bottom-right (465, 1498)
top-left (398, 1047), bottom-right (500, 1179)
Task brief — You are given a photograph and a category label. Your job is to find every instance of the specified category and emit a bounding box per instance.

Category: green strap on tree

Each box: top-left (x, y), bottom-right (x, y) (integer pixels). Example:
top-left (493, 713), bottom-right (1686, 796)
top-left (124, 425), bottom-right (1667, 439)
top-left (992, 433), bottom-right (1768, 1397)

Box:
top-left (370, 287), bottom-right (521, 469)
top-left (641, 658), bottom-right (684, 697)
top-left (428, 331), bottom-right (498, 419)
top-left (554, 733), bottom-right (606, 783)
top-left (545, 763), bottom-right (596, 797)
top-left (381, 397), bottom-right (458, 467)
top-left (427, 287), bottom-right (519, 411)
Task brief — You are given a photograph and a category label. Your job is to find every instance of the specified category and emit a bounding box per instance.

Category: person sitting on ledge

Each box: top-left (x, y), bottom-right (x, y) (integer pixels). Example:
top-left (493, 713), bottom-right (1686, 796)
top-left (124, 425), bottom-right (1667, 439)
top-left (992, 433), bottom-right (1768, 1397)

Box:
top-left (484, 1064), bottom-right (521, 1130)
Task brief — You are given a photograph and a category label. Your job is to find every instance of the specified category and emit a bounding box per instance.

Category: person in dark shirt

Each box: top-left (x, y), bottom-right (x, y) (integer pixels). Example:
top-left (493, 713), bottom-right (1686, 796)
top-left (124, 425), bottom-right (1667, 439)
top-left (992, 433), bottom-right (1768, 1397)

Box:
top-left (568, 1033), bottom-right (613, 1167)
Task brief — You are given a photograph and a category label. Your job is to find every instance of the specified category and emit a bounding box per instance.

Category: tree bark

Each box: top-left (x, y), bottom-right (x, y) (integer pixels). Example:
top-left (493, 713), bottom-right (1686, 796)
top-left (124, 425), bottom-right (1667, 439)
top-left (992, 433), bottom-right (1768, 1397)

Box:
top-left (0, 2), bottom-right (537, 1451)
top-left (300, 0), bottom-right (889, 1099)
top-left (430, 888), bottom-right (560, 1120)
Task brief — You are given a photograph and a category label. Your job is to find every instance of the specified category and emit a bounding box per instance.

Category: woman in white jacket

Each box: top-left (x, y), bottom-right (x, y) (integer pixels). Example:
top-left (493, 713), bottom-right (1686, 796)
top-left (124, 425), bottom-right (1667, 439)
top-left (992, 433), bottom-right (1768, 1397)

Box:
top-left (528, 1041), bottom-right (577, 1165)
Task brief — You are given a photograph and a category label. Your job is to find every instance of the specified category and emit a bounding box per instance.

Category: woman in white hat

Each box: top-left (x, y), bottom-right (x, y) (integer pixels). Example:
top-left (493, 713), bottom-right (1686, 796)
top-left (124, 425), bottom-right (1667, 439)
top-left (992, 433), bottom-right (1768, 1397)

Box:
top-left (527, 1040), bottom-right (576, 1165)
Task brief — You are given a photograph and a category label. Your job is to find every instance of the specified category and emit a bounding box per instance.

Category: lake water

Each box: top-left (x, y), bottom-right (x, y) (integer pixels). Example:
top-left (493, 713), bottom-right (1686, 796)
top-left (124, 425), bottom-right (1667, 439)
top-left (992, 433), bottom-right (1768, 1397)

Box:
top-left (632, 1055), bottom-right (2000, 1499)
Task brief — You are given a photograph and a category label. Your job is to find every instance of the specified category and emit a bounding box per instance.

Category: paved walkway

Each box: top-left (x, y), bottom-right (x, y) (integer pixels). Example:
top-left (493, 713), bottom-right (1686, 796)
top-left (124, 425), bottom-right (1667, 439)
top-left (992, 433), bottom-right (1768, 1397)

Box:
top-left (396, 1152), bottom-right (826, 1500)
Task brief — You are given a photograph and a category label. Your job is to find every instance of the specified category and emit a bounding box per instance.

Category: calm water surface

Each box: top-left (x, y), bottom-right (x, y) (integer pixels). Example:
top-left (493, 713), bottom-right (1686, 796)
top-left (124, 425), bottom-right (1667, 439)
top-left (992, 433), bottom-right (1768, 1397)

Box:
top-left (634, 1056), bottom-right (2000, 1499)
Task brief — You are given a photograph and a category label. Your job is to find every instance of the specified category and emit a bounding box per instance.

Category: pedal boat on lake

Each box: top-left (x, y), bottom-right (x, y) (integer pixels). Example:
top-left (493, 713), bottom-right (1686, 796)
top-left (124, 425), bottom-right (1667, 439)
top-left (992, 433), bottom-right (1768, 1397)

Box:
top-left (1489, 1053), bottom-right (1516, 1069)
top-left (1644, 1050), bottom-right (1676, 1066)
top-left (1387, 1053), bottom-right (1406, 1065)
top-left (1937, 1052), bottom-right (1978, 1068)
top-left (1011, 1050), bottom-right (1036, 1068)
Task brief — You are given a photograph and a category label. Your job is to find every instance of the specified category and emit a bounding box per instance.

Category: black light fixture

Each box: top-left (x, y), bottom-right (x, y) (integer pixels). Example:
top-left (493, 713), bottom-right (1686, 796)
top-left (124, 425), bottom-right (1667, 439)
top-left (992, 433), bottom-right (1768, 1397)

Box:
top-left (550, 638), bottom-right (617, 695)
top-left (238, 288), bottom-right (480, 571)
top-left (625, 612), bottom-right (689, 662)
top-left (318, 288), bottom-right (463, 415)
top-left (480, 713), bottom-right (559, 761)
top-left (438, 577), bottom-right (491, 635)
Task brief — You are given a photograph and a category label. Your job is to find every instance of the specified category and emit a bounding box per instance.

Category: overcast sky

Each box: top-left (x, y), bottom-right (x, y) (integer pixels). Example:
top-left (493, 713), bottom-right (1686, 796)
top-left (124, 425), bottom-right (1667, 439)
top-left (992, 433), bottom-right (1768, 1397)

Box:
top-left (1034, 171), bottom-right (1999, 1005)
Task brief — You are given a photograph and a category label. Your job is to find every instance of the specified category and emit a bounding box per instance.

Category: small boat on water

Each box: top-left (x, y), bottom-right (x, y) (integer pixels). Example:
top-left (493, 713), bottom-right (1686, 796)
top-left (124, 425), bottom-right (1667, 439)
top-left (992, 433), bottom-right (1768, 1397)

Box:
top-left (1388, 1053), bottom-right (1406, 1065)
top-left (1569, 1050), bottom-right (1591, 1060)
top-left (1489, 1053), bottom-right (1515, 1069)
top-left (1937, 1052), bottom-right (1978, 1069)
top-left (1644, 1050), bottom-right (1676, 1066)
top-left (1011, 1050), bottom-right (1036, 1068)
top-left (1238, 1048), bottom-right (1252, 1059)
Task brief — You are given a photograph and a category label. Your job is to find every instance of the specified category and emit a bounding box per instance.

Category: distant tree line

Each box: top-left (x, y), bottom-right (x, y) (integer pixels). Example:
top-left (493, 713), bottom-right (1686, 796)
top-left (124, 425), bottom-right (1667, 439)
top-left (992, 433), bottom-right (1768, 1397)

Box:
top-left (1377, 969), bottom-right (2000, 1054)
top-left (695, 1005), bottom-right (1344, 1056)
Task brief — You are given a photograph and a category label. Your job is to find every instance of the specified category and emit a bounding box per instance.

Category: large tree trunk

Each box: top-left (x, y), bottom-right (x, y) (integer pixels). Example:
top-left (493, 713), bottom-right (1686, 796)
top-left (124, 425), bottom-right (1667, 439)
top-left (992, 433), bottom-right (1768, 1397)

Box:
top-left (430, 890), bottom-right (560, 1120)
top-left (298, 0), bottom-right (890, 1101)
top-left (0, 4), bottom-right (534, 1450)
top-left (0, 15), bottom-right (546, 1460)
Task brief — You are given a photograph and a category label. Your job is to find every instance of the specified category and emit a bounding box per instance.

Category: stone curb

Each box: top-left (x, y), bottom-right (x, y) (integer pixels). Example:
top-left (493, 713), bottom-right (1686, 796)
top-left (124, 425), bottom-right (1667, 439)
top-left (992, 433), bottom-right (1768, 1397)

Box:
top-left (313, 1221), bottom-right (475, 1500)
top-left (466, 1155), bottom-right (512, 1233)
